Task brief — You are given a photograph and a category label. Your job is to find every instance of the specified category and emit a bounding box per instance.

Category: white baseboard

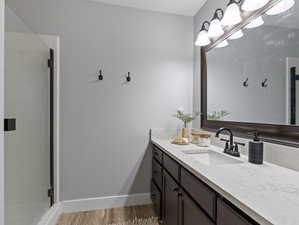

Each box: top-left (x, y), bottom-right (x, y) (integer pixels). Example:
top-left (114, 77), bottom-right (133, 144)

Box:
top-left (61, 193), bottom-right (152, 213)
top-left (37, 203), bottom-right (63, 225)
top-left (37, 193), bottom-right (152, 225)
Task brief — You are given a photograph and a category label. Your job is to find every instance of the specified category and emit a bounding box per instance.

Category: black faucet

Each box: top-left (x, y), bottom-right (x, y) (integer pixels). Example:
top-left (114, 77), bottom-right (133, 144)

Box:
top-left (215, 127), bottom-right (244, 157)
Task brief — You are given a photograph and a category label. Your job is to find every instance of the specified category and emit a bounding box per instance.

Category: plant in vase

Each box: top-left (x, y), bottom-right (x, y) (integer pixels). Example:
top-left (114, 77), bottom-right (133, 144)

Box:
top-left (173, 108), bottom-right (200, 138)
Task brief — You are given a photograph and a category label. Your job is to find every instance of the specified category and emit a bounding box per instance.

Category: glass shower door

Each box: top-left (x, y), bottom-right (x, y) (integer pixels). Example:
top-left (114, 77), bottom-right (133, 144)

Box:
top-left (5, 6), bottom-right (51, 225)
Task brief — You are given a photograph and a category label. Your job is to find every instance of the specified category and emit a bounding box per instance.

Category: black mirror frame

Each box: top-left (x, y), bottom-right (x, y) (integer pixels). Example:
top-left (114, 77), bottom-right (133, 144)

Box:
top-left (200, 0), bottom-right (299, 147)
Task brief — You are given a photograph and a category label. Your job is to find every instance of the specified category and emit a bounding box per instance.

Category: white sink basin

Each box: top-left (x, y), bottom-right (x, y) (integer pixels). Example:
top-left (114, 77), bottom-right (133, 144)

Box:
top-left (182, 149), bottom-right (243, 166)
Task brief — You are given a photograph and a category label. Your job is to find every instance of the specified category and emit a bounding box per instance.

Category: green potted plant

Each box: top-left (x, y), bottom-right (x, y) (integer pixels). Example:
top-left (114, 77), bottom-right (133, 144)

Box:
top-left (173, 108), bottom-right (200, 138)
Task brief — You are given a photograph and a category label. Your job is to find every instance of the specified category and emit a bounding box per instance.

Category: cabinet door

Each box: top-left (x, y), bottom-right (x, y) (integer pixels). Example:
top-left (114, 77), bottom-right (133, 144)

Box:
top-left (152, 159), bottom-right (162, 190)
top-left (151, 180), bottom-right (161, 218)
top-left (217, 198), bottom-right (254, 225)
top-left (181, 191), bottom-right (214, 225)
top-left (164, 172), bottom-right (179, 225)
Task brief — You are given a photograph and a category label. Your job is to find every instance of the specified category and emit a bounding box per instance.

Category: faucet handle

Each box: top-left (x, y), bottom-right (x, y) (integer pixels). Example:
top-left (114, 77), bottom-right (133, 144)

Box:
top-left (233, 142), bottom-right (245, 157)
top-left (220, 138), bottom-right (229, 142)
top-left (220, 138), bottom-right (229, 152)
top-left (234, 141), bottom-right (245, 147)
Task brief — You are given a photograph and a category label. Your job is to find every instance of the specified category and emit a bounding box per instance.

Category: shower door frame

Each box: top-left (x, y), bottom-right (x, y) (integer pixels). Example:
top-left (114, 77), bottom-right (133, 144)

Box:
top-left (0, 0), bottom-right (5, 225)
top-left (290, 67), bottom-right (299, 125)
top-left (0, 23), bottom-right (60, 225)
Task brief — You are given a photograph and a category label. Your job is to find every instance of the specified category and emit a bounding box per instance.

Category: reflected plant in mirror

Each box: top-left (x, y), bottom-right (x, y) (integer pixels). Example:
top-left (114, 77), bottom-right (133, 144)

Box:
top-left (208, 110), bottom-right (230, 121)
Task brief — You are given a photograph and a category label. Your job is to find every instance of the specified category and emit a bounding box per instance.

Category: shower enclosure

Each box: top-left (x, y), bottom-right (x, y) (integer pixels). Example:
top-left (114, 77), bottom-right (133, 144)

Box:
top-left (4, 5), bottom-right (54, 225)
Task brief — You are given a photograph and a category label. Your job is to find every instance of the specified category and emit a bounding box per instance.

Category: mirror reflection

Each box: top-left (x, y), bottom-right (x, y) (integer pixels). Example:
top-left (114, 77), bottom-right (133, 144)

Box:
top-left (207, 3), bottom-right (299, 125)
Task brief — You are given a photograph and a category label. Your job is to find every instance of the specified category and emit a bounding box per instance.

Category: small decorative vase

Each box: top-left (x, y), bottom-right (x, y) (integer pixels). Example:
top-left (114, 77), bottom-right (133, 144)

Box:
top-left (182, 128), bottom-right (190, 139)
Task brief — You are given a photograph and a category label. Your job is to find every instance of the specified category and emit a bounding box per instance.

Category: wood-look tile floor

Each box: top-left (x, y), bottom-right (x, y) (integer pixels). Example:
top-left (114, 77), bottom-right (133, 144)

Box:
top-left (57, 204), bottom-right (156, 225)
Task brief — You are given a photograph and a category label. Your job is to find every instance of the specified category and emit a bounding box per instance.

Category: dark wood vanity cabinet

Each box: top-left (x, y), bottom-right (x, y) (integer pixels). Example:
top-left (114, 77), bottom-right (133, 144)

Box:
top-left (163, 168), bottom-right (213, 225)
top-left (151, 144), bottom-right (259, 225)
top-left (181, 190), bottom-right (214, 225)
top-left (151, 180), bottom-right (161, 218)
top-left (181, 167), bottom-right (216, 219)
top-left (163, 171), bottom-right (180, 225)
top-left (217, 198), bottom-right (256, 225)
top-left (152, 159), bottom-right (163, 190)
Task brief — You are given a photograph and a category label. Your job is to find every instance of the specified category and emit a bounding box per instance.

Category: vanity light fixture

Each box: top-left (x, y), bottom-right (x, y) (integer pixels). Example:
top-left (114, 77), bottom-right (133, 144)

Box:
top-left (195, 21), bottom-right (211, 46)
top-left (228, 29), bottom-right (244, 40)
top-left (242, 0), bottom-right (270, 11)
top-left (208, 9), bottom-right (225, 38)
top-left (245, 16), bottom-right (264, 29)
top-left (266, 0), bottom-right (295, 15)
top-left (216, 40), bottom-right (229, 48)
top-left (222, 0), bottom-right (242, 26)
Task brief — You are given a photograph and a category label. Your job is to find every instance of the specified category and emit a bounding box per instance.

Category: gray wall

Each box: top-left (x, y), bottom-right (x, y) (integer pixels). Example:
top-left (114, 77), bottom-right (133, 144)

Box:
top-left (7, 0), bottom-right (193, 200)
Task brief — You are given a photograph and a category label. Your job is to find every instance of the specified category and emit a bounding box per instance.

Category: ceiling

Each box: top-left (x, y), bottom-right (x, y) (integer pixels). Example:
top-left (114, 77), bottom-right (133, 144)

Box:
top-left (89, 0), bottom-right (207, 16)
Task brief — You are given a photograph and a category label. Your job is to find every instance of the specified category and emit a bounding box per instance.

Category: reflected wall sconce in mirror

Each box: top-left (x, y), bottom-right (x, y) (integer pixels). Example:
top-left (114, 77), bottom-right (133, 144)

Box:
top-left (216, 40), bottom-right (229, 48)
top-left (266, 0), bottom-right (295, 15)
top-left (222, 0), bottom-right (242, 26)
top-left (243, 78), bottom-right (249, 87)
top-left (208, 9), bottom-right (225, 38)
top-left (262, 78), bottom-right (268, 87)
top-left (229, 29), bottom-right (244, 40)
top-left (195, 21), bottom-right (211, 46)
top-left (242, 0), bottom-right (270, 11)
top-left (98, 69), bottom-right (104, 81)
top-left (245, 16), bottom-right (265, 29)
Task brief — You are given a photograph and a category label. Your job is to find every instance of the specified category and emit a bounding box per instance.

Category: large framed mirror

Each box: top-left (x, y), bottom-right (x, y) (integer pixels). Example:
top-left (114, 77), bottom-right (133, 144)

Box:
top-left (201, 0), bottom-right (299, 146)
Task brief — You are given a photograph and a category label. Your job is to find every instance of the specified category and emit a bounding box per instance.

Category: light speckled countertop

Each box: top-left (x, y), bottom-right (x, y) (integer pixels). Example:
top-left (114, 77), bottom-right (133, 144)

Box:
top-left (151, 135), bottom-right (299, 225)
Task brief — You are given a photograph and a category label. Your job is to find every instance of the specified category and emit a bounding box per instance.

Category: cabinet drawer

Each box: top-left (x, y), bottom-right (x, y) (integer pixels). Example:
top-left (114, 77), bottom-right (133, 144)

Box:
top-left (181, 168), bottom-right (216, 220)
top-left (164, 154), bottom-right (179, 181)
top-left (152, 159), bottom-right (162, 190)
top-left (151, 180), bottom-right (161, 218)
top-left (217, 198), bottom-right (255, 225)
top-left (152, 145), bottom-right (163, 164)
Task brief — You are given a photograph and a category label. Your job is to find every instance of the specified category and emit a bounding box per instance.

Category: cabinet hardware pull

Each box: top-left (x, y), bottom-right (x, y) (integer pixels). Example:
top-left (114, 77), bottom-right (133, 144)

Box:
top-left (173, 188), bottom-right (179, 192)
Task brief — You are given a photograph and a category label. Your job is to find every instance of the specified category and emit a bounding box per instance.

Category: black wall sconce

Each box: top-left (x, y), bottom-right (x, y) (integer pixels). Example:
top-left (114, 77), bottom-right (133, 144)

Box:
top-left (243, 78), bottom-right (249, 87)
top-left (262, 78), bottom-right (268, 87)
top-left (98, 69), bottom-right (104, 81)
top-left (126, 72), bottom-right (131, 82)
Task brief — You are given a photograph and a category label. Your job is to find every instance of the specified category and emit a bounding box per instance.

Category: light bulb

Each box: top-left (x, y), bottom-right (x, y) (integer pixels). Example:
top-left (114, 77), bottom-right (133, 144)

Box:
top-left (216, 40), bottom-right (229, 48)
top-left (195, 30), bottom-right (211, 46)
top-left (245, 16), bottom-right (264, 29)
top-left (266, 0), bottom-right (295, 15)
top-left (229, 30), bottom-right (244, 40)
top-left (222, 3), bottom-right (242, 26)
top-left (242, 0), bottom-right (270, 11)
top-left (208, 19), bottom-right (225, 38)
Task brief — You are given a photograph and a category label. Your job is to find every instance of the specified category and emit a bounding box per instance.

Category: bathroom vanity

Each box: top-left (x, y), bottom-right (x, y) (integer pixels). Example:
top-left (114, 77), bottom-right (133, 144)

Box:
top-left (150, 135), bottom-right (299, 225)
